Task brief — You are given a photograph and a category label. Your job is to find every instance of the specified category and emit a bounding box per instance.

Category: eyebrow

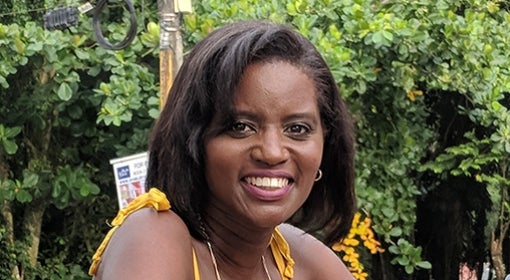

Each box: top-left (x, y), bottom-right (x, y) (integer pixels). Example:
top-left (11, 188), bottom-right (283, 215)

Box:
top-left (282, 113), bottom-right (320, 126)
top-left (231, 110), bottom-right (260, 121)
top-left (232, 110), bottom-right (320, 125)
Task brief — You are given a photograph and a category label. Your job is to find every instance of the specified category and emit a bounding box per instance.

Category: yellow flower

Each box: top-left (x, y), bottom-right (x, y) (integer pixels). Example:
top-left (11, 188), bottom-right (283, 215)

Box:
top-left (332, 212), bottom-right (385, 280)
top-left (406, 88), bottom-right (423, 101)
top-left (344, 237), bottom-right (360, 246)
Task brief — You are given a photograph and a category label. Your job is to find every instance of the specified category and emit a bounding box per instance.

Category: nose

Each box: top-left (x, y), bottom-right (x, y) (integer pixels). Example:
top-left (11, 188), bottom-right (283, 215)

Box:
top-left (250, 129), bottom-right (289, 166)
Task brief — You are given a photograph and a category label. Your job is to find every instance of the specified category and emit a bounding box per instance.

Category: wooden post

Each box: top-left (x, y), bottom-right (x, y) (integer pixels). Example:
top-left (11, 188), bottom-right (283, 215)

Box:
top-left (158, 0), bottom-right (192, 108)
top-left (158, 0), bottom-right (181, 109)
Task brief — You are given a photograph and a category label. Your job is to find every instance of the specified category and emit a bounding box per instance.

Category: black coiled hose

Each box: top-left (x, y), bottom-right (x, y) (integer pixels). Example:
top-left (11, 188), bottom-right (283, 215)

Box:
top-left (92, 0), bottom-right (137, 50)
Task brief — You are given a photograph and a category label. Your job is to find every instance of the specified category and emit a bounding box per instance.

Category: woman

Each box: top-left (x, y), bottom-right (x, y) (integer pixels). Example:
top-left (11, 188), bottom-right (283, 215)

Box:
top-left (90, 20), bottom-right (356, 279)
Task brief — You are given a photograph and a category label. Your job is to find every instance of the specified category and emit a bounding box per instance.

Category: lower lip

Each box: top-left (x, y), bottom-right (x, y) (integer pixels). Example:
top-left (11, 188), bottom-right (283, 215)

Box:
top-left (241, 181), bottom-right (293, 201)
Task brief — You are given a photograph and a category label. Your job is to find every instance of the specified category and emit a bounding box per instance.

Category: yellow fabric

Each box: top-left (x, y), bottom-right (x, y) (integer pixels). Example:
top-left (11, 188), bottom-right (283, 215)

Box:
top-left (89, 188), bottom-right (295, 279)
top-left (271, 227), bottom-right (295, 279)
top-left (192, 248), bottom-right (201, 280)
top-left (88, 188), bottom-right (170, 275)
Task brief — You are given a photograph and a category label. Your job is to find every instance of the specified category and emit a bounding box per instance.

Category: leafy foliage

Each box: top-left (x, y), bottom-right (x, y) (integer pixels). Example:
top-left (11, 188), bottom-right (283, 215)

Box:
top-left (0, 1), bottom-right (160, 278)
top-left (1, 0), bottom-right (510, 279)
top-left (182, 0), bottom-right (510, 278)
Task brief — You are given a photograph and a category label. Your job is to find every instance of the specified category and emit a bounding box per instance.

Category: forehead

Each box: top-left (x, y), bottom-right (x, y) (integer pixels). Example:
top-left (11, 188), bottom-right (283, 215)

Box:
top-left (233, 61), bottom-right (318, 110)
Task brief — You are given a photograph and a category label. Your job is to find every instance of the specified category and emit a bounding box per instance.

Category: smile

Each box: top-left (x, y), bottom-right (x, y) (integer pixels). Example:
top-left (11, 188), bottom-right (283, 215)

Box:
top-left (244, 177), bottom-right (289, 188)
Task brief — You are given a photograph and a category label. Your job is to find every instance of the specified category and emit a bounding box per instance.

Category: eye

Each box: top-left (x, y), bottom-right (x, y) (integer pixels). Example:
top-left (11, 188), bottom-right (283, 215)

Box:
top-left (228, 121), bottom-right (255, 137)
top-left (285, 123), bottom-right (312, 139)
top-left (232, 122), bottom-right (249, 132)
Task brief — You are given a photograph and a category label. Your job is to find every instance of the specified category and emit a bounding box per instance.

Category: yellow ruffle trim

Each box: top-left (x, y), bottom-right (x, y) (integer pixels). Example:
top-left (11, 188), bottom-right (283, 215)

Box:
top-left (88, 188), bottom-right (170, 275)
top-left (89, 188), bottom-right (295, 279)
top-left (271, 227), bottom-right (295, 279)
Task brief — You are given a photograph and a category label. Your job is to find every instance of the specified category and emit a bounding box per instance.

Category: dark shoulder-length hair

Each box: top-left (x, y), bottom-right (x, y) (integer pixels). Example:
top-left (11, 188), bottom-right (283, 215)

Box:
top-left (146, 20), bottom-right (355, 246)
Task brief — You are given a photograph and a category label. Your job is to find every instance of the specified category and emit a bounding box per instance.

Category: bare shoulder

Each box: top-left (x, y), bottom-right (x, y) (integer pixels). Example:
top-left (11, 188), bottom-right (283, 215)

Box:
top-left (278, 223), bottom-right (354, 280)
top-left (94, 208), bottom-right (194, 280)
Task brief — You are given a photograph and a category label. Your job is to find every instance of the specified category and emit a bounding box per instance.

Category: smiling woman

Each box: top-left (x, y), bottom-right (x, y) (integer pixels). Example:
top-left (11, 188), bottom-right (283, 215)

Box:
top-left (90, 20), bottom-right (356, 280)
top-left (204, 61), bottom-right (324, 227)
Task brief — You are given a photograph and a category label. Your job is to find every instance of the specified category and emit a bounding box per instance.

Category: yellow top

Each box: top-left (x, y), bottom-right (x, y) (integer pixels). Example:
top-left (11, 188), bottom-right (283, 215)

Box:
top-left (89, 188), bottom-right (295, 280)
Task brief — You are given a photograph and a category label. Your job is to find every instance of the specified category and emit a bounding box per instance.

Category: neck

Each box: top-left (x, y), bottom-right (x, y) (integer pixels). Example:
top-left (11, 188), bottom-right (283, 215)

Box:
top-left (203, 203), bottom-right (276, 278)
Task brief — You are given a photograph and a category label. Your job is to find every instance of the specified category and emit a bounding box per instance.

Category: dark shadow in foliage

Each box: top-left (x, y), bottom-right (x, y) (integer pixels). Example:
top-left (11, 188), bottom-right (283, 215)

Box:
top-left (415, 176), bottom-right (489, 280)
top-left (414, 90), bottom-right (491, 280)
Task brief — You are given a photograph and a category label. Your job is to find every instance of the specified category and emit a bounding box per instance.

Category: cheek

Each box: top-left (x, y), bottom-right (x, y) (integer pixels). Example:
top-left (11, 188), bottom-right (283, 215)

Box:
top-left (206, 140), bottom-right (240, 163)
top-left (204, 145), bottom-right (222, 183)
top-left (308, 139), bottom-right (324, 168)
top-left (204, 140), bottom-right (242, 184)
top-left (296, 142), bottom-right (323, 184)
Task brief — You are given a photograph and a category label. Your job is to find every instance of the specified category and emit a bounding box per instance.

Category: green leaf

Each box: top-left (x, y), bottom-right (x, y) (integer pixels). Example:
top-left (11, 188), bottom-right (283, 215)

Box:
top-left (398, 258), bottom-right (410, 266)
top-left (68, 105), bottom-right (83, 119)
top-left (57, 82), bottom-right (73, 101)
top-left (417, 261), bottom-right (432, 269)
top-left (2, 139), bottom-right (18, 154)
top-left (79, 185), bottom-right (90, 197)
top-left (15, 189), bottom-right (32, 203)
top-left (389, 227), bottom-right (403, 237)
top-left (372, 31), bottom-right (383, 44)
top-left (4, 126), bottom-right (21, 138)
top-left (27, 41), bottom-right (43, 52)
top-left (405, 265), bottom-right (414, 274)
top-left (52, 181), bottom-right (63, 198)
top-left (90, 183), bottom-right (100, 195)
top-left (14, 37), bottom-right (25, 53)
top-left (382, 30), bottom-right (394, 42)
top-left (0, 75), bottom-right (8, 88)
top-left (74, 49), bottom-right (90, 60)
top-left (23, 171), bottom-right (39, 187)
top-left (148, 108), bottom-right (160, 119)
top-left (382, 206), bottom-right (395, 217)
top-left (388, 245), bottom-right (400, 254)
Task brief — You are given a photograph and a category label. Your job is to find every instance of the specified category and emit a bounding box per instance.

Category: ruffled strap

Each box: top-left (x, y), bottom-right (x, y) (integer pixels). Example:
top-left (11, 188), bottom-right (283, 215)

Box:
top-left (270, 226), bottom-right (295, 279)
top-left (88, 188), bottom-right (170, 275)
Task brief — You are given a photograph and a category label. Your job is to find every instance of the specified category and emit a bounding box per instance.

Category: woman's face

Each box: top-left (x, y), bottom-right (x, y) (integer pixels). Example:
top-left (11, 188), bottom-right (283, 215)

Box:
top-left (204, 60), bottom-right (324, 228)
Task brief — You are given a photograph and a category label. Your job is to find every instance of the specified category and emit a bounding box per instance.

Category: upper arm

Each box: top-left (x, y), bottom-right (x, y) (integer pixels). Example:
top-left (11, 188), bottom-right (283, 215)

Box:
top-left (94, 208), bottom-right (194, 280)
top-left (278, 223), bottom-right (354, 280)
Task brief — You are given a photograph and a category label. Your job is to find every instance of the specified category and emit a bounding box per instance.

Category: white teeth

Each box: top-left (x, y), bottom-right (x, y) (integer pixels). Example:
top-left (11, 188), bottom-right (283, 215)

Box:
top-left (263, 177), bottom-right (270, 186)
top-left (245, 177), bottom-right (289, 188)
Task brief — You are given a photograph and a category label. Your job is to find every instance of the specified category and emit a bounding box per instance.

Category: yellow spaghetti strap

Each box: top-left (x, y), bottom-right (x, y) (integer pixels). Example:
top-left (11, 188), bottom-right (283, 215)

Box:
top-left (192, 247), bottom-right (201, 280)
top-left (88, 188), bottom-right (170, 275)
top-left (89, 188), bottom-right (295, 279)
top-left (270, 227), bottom-right (295, 280)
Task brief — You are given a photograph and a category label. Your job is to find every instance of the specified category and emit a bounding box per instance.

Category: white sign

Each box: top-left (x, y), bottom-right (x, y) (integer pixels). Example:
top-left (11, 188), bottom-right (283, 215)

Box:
top-left (110, 152), bottom-right (149, 209)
